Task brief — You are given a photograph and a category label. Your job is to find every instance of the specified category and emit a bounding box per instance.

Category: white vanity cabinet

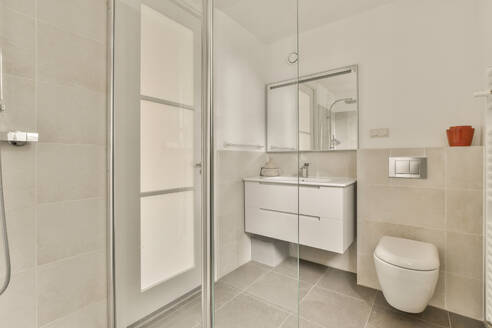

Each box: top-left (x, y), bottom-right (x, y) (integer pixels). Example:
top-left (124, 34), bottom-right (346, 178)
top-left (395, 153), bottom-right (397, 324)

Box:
top-left (244, 177), bottom-right (355, 254)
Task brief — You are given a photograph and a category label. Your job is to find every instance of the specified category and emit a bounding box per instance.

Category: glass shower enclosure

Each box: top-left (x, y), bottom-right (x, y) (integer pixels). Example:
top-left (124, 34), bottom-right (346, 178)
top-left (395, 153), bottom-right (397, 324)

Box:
top-left (111, 0), bottom-right (301, 327)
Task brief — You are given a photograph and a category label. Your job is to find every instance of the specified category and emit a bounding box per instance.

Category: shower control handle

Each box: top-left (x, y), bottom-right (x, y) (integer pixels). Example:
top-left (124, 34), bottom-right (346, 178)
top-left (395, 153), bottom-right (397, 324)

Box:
top-left (0, 131), bottom-right (39, 146)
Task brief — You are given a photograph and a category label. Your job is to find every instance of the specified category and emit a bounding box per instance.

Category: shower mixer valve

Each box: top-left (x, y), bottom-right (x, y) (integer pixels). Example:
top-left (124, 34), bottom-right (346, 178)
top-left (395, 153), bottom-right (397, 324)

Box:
top-left (0, 131), bottom-right (39, 146)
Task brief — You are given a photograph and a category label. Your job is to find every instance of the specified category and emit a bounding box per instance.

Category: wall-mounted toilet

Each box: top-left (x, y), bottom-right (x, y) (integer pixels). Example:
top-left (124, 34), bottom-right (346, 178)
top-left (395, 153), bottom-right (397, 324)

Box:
top-left (374, 236), bottom-right (440, 313)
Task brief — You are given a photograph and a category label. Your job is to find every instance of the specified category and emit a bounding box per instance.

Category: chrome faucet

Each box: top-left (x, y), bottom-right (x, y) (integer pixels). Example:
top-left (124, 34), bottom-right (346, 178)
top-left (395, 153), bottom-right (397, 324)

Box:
top-left (300, 162), bottom-right (310, 178)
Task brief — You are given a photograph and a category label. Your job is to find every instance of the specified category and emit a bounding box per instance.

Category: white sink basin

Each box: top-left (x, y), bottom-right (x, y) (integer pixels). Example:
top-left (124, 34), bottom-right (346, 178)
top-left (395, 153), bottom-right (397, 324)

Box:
top-left (243, 176), bottom-right (356, 187)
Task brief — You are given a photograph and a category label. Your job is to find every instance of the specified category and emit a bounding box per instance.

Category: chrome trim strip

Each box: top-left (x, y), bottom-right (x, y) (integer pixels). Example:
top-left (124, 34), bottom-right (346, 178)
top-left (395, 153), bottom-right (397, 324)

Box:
top-left (0, 49), bottom-right (5, 111)
top-left (140, 187), bottom-right (194, 198)
top-left (223, 142), bottom-right (264, 149)
top-left (268, 66), bottom-right (355, 90)
top-left (107, 0), bottom-right (116, 327)
top-left (201, 0), bottom-right (214, 327)
top-left (128, 287), bottom-right (201, 328)
top-left (141, 95), bottom-right (195, 111)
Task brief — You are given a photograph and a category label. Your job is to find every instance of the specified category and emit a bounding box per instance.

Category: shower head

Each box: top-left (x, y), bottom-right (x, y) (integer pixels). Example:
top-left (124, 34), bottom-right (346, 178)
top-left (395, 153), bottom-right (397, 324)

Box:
top-left (328, 97), bottom-right (357, 113)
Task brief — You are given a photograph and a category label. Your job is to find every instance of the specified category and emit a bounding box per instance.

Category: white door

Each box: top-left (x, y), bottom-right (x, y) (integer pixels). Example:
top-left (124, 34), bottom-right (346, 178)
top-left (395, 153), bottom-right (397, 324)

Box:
top-left (114, 0), bottom-right (202, 326)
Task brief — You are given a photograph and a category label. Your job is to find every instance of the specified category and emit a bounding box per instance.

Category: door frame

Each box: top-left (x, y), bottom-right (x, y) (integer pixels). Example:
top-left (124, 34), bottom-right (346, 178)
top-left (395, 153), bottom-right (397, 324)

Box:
top-left (107, 0), bottom-right (214, 327)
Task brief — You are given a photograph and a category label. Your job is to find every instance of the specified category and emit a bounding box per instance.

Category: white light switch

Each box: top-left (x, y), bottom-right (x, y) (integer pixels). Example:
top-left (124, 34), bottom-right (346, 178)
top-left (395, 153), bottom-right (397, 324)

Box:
top-left (370, 128), bottom-right (390, 138)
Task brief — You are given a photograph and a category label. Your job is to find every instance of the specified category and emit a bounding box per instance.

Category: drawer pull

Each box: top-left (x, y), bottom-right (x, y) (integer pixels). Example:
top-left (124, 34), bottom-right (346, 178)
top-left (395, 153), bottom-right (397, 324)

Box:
top-left (259, 208), bottom-right (320, 220)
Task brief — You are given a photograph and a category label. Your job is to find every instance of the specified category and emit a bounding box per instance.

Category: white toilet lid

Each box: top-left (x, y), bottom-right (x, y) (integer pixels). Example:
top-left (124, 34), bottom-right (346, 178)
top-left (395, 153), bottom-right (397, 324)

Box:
top-left (375, 236), bottom-right (440, 271)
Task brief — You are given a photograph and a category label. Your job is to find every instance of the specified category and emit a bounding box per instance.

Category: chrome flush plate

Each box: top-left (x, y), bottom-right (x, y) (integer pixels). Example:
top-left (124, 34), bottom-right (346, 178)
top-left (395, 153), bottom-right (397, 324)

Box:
top-left (389, 157), bottom-right (427, 179)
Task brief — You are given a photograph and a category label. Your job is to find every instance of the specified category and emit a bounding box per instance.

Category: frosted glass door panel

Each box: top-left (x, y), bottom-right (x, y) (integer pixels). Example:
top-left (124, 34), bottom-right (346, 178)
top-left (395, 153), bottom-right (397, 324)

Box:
top-left (140, 100), bottom-right (194, 192)
top-left (114, 0), bottom-right (202, 325)
top-left (141, 191), bottom-right (195, 291)
top-left (141, 4), bottom-right (194, 106)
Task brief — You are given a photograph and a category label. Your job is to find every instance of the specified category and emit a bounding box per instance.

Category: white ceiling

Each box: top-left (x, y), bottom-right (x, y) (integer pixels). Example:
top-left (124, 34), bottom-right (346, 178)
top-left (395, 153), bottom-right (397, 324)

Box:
top-left (215, 0), bottom-right (396, 43)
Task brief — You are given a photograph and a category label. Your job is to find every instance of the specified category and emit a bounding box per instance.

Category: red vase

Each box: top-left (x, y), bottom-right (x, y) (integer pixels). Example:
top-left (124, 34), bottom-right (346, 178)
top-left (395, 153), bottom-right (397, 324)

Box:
top-left (446, 126), bottom-right (474, 147)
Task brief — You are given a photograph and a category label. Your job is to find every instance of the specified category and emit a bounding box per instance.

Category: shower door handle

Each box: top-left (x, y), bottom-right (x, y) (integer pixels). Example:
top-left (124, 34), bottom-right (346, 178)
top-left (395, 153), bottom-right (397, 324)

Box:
top-left (0, 49), bottom-right (5, 111)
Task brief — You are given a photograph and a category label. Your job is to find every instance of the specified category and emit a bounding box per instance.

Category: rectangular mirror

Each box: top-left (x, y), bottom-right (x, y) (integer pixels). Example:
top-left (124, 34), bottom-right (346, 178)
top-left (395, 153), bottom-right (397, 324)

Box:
top-left (267, 65), bottom-right (358, 152)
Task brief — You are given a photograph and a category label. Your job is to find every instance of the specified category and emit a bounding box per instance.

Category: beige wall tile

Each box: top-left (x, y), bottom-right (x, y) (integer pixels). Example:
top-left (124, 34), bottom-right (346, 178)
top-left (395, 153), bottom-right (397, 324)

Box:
top-left (1, 7), bottom-right (34, 49)
top-left (219, 241), bottom-right (239, 278)
top-left (37, 198), bottom-right (106, 265)
top-left (356, 253), bottom-right (380, 290)
top-left (446, 189), bottom-right (483, 234)
top-left (267, 152), bottom-right (297, 176)
top-left (357, 220), bottom-right (446, 270)
top-left (0, 270), bottom-right (36, 328)
top-left (301, 151), bottom-right (357, 178)
top-left (37, 23), bottom-right (106, 92)
top-left (4, 188), bottom-right (35, 213)
top-left (446, 146), bottom-right (483, 190)
top-left (0, 7), bottom-right (35, 78)
top-left (2, 145), bottom-right (35, 191)
top-left (40, 300), bottom-right (107, 328)
top-left (0, 75), bottom-right (35, 132)
top-left (216, 150), bottom-right (266, 184)
top-left (37, 143), bottom-right (106, 203)
top-left (37, 251), bottom-right (106, 326)
top-left (358, 148), bottom-right (444, 188)
top-left (357, 146), bottom-right (484, 317)
top-left (216, 181), bottom-right (244, 218)
top-left (358, 185), bottom-right (445, 229)
top-left (0, 42), bottom-right (34, 78)
top-left (446, 232), bottom-right (483, 280)
top-left (5, 206), bottom-right (35, 274)
top-left (1, 0), bottom-right (35, 17)
top-left (389, 148), bottom-right (426, 157)
top-left (357, 148), bottom-right (390, 185)
top-left (446, 273), bottom-right (483, 320)
top-left (429, 270), bottom-right (445, 309)
top-left (37, 0), bottom-right (107, 44)
top-left (37, 82), bottom-right (106, 145)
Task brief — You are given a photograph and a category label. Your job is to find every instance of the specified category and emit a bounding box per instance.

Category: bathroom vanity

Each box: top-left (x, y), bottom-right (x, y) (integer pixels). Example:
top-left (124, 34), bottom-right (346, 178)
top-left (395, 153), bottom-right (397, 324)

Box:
top-left (244, 176), bottom-right (356, 254)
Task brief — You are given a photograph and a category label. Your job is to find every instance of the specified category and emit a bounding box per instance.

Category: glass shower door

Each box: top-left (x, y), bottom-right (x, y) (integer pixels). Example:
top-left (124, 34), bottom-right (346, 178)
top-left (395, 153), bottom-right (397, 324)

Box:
top-left (113, 0), bottom-right (203, 327)
top-left (212, 1), bottom-right (302, 327)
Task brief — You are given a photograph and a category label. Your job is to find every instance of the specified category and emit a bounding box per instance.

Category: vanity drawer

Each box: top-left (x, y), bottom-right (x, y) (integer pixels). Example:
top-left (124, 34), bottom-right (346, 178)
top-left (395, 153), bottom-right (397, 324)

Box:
top-left (299, 186), bottom-right (344, 219)
top-left (245, 207), bottom-right (298, 243)
top-left (245, 181), bottom-right (298, 214)
top-left (299, 216), bottom-right (347, 254)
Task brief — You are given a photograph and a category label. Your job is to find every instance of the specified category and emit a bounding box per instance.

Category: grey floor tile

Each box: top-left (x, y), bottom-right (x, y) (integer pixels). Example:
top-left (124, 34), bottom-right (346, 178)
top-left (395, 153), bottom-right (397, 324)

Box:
top-left (300, 286), bottom-right (372, 328)
top-left (145, 305), bottom-right (199, 328)
top-left (214, 293), bottom-right (289, 328)
top-left (367, 306), bottom-right (445, 328)
top-left (214, 281), bottom-right (242, 309)
top-left (274, 258), bottom-right (326, 284)
top-left (281, 315), bottom-right (325, 328)
top-left (318, 268), bottom-right (377, 305)
top-left (374, 292), bottom-right (449, 327)
top-left (246, 271), bottom-right (312, 312)
top-left (449, 312), bottom-right (485, 328)
top-left (219, 261), bottom-right (271, 290)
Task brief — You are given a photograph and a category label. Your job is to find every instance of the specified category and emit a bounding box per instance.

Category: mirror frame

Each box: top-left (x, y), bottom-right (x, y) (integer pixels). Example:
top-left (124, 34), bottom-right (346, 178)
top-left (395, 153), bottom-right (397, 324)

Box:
top-left (265, 64), bottom-right (359, 153)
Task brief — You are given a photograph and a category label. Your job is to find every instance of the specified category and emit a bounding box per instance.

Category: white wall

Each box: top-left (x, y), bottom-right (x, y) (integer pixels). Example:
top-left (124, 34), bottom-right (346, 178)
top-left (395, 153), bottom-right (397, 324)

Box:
top-left (214, 9), bottom-right (270, 278)
top-left (268, 0), bottom-right (487, 149)
top-left (214, 9), bottom-right (268, 151)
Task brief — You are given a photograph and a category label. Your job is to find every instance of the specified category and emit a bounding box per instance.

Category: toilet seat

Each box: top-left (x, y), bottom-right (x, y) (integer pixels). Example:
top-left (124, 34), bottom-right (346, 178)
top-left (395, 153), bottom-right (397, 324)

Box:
top-left (375, 236), bottom-right (439, 271)
top-left (373, 236), bottom-right (440, 313)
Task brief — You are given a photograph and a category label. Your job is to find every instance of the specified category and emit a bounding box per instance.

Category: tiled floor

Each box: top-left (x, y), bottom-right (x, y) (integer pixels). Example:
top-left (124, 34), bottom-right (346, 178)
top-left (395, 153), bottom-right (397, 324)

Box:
top-left (145, 259), bottom-right (484, 328)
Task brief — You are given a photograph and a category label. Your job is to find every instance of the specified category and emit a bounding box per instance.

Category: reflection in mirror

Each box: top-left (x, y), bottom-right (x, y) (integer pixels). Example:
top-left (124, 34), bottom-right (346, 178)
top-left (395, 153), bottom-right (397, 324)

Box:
top-left (267, 65), bottom-right (358, 152)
